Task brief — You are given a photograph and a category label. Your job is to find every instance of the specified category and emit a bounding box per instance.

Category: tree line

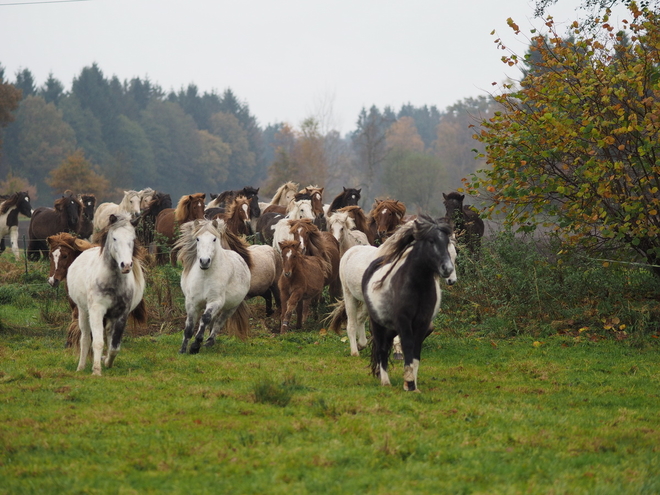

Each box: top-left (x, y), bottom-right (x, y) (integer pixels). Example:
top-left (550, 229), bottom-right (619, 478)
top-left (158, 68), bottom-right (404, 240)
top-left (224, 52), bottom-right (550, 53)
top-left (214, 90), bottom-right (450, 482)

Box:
top-left (0, 63), bottom-right (494, 215)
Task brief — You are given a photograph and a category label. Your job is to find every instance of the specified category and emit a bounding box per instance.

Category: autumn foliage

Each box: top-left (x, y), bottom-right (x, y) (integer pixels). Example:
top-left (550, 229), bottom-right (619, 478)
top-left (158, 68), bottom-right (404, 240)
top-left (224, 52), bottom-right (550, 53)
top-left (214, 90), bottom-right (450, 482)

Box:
top-left (469, 4), bottom-right (660, 273)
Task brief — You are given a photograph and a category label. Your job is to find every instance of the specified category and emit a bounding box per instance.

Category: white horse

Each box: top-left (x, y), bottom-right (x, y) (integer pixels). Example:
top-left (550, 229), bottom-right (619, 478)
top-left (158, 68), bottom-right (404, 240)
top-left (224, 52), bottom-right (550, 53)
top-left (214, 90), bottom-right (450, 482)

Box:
top-left (327, 209), bottom-right (369, 257)
top-left (271, 198), bottom-right (316, 253)
top-left (175, 219), bottom-right (252, 354)
top-left (328, 220), bottom-right (457, 357)
top-left (94, 190), bottom-right (142, 233)
top-left (67, 213), bottom-right (145, 376)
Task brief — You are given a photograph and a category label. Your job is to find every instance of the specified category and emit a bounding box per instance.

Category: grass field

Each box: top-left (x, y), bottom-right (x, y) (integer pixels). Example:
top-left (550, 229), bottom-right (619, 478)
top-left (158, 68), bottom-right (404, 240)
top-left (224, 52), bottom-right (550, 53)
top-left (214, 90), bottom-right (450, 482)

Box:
top-left (2, 236), bottom-right (660, 494)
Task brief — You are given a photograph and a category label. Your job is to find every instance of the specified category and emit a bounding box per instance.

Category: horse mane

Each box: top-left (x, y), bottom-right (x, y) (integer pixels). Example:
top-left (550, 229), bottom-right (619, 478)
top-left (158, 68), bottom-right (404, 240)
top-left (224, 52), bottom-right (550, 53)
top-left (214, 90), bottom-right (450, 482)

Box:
top-left (174, 193), bottom-right (205, 223)
top-left (271, 181), bottom-right (299, 204)
top-left (337, 205), bottom-right (367, 229)
top-left (120, 190), bottom-right (140, 207)
top-left (373, 215), bottom-right (452, 289)
top-left (444, 191), bottom-right (464, 202)
top-left (329, 190), bottom-right (351, 212)
top-left (224, 195), bottom-right (249, 219)
top-left (0, 192), bottom-right (25, 214)
top-left (369, 199), bottom-right (406, 221)
top-left (176, 219), bottom-right (253, 275)
top-left (145, 192), bottom-right (172, 214)
top-left (47, 232), bottom-right (94, 252)
top-left (300, 185), bottom-right (323, 195)
top-left (288, 219), bottom-right (333, 277)
top-left (95, 213), bottom-right (146, 264)
top-left (54, 192), bottom-right (82, 211)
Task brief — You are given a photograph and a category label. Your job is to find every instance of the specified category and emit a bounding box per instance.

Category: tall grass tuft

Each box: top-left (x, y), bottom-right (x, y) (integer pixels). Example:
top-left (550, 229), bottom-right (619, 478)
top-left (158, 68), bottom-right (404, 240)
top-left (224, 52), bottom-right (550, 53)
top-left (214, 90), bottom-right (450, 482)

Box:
top-left (253, 376), bottom-right (295, 407)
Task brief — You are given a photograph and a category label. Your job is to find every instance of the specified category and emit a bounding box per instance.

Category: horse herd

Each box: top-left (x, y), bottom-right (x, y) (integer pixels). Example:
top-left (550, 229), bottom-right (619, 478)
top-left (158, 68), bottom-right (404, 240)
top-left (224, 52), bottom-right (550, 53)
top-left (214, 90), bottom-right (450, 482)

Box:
top-left (0, 185), bottom-right (484, 391)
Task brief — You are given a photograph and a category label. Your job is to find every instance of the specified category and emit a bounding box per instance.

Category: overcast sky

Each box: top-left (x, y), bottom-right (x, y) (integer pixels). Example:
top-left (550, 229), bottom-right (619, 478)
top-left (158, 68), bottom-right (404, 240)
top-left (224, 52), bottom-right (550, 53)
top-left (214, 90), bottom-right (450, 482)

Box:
top-left (0, 0), bottom-right (632, 134)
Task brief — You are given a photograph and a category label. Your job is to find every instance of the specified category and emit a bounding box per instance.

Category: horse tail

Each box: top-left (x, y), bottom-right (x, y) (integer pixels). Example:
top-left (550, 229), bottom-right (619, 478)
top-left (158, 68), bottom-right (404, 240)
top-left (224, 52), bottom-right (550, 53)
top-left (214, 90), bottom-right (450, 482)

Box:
top-left (369, 317), bottom-right (381, 377)
top-left (326, 299), bottom-right (347, 335)
top-left (225, 301), bottom-right (251, 341)
top-left (65, 306), bottom-right (80, 351)
top-left (129, 299), bottom-right (147, 325)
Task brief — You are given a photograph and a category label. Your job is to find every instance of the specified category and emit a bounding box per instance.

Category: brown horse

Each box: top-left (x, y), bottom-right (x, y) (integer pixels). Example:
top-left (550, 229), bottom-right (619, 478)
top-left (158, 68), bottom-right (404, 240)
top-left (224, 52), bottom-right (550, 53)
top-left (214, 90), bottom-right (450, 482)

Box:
top-left (278, 239), bottom-right (331, 333)
top-left (367, 199), bottom-right (406, 245)
top-left (46, 232), bottom-right (94, 288)
top-left (327, 187), bottom-right (361, 216)
top-left (214, 195), bottom-right (252, 236)
top-left (443, 192), bottom-right (485, 256)
top-left (154, 193), bottom-right (206, 264)
top-left (288, 218), bottom-right (341, 301)
top-left (77, 194), bottom-right (96, 240)
top-left (28, 192), bottom-right (84, 261)
top-left (135, 191), bottom-right (172, 248)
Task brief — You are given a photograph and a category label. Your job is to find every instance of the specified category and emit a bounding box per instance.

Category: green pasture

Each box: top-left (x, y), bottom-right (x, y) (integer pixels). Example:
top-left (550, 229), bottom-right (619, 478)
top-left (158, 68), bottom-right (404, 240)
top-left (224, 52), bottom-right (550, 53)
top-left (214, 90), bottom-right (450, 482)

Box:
top-left (1, 234), bottom-right (660, 494)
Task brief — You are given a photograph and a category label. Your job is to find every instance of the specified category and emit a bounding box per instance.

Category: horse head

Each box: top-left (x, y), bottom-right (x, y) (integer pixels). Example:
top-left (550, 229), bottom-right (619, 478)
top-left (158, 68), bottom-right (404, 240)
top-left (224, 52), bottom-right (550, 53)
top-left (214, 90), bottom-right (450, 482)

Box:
top-left (47, 233), bottom-right (92, 287)
top-left (123, 191), bottom-right (142, 218)
top-left (104, 214), bottom-right (136, 275)
top-left (414, 215), bottom-right (455, 280)
top-left (443, 192), bottom-right (465, 225)
top-left (279, 239), bottom-right (302, 278)
top-left (56, 192), bottom-right (83, 231)
top-left (343, 187), bottom-right (361, 206)
top-left (17, 191), bottom-right (33, 218)
top-left (80, 194), bottom-right (96, 221)
top-left (139, 188), bottom-right (155, 211)
top-left (372, 200), bottom-right (406, 240)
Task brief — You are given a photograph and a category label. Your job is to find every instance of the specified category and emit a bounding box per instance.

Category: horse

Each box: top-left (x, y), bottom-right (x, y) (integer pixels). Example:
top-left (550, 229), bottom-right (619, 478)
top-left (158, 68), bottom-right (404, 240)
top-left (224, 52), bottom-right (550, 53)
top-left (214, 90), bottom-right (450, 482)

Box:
top-left (175, 219), bottom-right (252, 354)
top-left (138, 188), bottom-right (155, 211)
top-left (363, 215), bottom-right (454, 391)
top-left (46, 232), bottom-right (94, 288)
top-left (213, 218), bottom-right (282, 317)
top-left (299, 185), bottom-right (325, 229)
top-left (326, 187), bottom-right (361, 217)
top-left (327, 218), bottom-right (457, 357)
top-left (278, 239), bottom-right (331, 333)
top-left (327, 208), bottom-right (370, 257)
top-left (255, 212), bottom-right (285, 245)
top-left (260, 181), bottom-right (299, 213)
top-left (94, 190), bottom-right (141, 233)
top-left (77, 194), bottom-right (96, 240)
top-left (208, 186), bottom-right (260, 219)
top-left (0, 191), bottom-right (33, 259)
top-left (212, 195), bottom-right (253, 237)
top-left (270, 195), bottom-right (316, 252)
top-left (154, 193), bottom-right (206, 265)
top-left (443, 192), bottom-right (485, 256)
top-left (67, 213), bottom-right (146, 376)
top-left (135, 191), bottom-right (172, 248)
top-left (28, 192), bottom-right (83, 261)
top-left (288, 218), bottom-right (341, 301)
top-left (367, 199), bottom-right (407, 244)
top-left (340, 205), bottom-right (375, 245)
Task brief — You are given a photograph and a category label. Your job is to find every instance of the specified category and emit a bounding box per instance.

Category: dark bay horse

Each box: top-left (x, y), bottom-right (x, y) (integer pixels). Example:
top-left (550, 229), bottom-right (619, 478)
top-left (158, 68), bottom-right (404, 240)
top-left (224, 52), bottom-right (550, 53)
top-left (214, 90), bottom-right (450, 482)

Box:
top-left (327, 187), bottom-right (361, 216)
top-left (0, 191), bottom-right (33, 258)
top-left (211, 195), bottom-right (253, 237)
top-left (154, 193), bottom-right (206, 264)
top-left (135, 191), bottom-right (172, 248)
top-left (77, 194), bottom-right (96, 240)
top-left (443, 192), bottom-right (485, 256)
top-left (363, 215), bottom-right (454, 391)
top-left (28, 192), bottom-right (83, 261)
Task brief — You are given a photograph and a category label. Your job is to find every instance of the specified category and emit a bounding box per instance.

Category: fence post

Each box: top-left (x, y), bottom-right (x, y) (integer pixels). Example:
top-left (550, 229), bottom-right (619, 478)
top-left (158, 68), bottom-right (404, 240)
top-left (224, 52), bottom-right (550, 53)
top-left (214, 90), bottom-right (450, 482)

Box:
top-left (23, 234), bottom-right (28, 278)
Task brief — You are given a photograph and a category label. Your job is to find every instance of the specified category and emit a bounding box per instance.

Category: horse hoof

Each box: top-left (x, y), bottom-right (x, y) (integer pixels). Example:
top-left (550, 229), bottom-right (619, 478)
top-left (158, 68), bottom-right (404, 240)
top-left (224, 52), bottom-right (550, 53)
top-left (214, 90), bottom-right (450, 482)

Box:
top-left (189, 343), bottom-right (201, 354)
top-left (204, 338), bottom-right (215, 347)
top-left (393, 352), bottom-right (403, 360)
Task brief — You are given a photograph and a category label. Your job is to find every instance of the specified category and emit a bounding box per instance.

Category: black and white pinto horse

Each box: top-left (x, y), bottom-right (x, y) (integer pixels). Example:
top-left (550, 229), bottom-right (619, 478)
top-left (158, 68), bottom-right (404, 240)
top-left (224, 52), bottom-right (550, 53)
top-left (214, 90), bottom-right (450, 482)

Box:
top-left (67, 213), bottom-right (146, 376)
top-left (0, 191), bottom-right (33, 258)
top-left (363, 215), bottom-right (454, 392)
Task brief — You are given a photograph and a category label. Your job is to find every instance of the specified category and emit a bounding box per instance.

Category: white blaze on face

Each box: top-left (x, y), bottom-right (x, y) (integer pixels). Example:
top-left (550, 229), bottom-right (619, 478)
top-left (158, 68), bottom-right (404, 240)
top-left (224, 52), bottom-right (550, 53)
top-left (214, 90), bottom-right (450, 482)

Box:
top-left (241, 203), bottom-right (249, 219)
top-left (297, 227), bottom-right (306, 253)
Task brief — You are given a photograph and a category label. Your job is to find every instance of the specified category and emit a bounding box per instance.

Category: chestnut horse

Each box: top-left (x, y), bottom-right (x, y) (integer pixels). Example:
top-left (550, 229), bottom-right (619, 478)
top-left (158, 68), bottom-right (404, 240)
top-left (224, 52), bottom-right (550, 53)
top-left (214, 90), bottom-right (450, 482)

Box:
top-left (367, 199), bottom-right (407, 245)
top-left (278, 239), bottom-right (331, 333)
top-left (47, 232), bottom-right (94, 288)
top-left (154, 193), bottom-right (206, 265)
top-left (213, 195), bottom-right (253, 236)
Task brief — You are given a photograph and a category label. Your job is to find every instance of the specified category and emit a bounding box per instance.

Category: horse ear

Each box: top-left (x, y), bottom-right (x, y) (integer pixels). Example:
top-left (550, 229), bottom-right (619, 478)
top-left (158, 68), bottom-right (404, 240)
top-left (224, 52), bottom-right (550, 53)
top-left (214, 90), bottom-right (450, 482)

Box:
top-left (255, 188), bottom-right (259, 193)
top-left (356, 189), bottom-right (361, 194)
top-left (212, 219), bottom-right (219, 229)
top-left (47, 236), bottom-right (55, 247)
top-left (343, 187), bottom-right (347, 192)
top-left (278, 241), bottom-right (286, 250)
top-left (443, 193), bottom-right (448, 200)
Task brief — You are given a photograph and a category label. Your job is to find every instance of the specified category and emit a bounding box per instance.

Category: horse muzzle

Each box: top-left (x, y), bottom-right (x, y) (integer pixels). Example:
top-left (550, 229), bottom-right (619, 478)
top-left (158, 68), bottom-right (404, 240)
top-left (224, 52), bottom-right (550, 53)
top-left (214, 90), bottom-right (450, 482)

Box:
top-left (120, 261), bottom-right (133, 274)
top-left (199, 258), bottom-right (211, 270)
top-left (47, 277), bottom-right (60, 288)
top-left (283, 270), bottom-right (292, 278)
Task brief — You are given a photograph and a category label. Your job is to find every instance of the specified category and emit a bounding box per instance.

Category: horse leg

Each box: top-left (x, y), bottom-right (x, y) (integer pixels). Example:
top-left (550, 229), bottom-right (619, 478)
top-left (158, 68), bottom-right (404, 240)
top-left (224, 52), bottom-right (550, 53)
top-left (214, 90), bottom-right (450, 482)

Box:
top-left (76, 308), bottom-right (92, 372)
top-left (262, 289), bottom-right (274, 317)
top-left (344, 294), bottom-right (362, 356)
top-left (207, 305), bottom-right (239, 343)
top-left (88, 305), bottom-right (106, 376)
top-left (398, 321), bottom-right (420, 392)
top-left (105, 313), bottom-right (128, 369)
top-left (392, 335), bottom-right (404, 360)
top-left (297, 299), bottom-right (306, 329)
top-left (9, 225), bottom-right (20, 259)
top-left (370, 319), bottom-right (394, 386)
top-left (190, 303), bottom-right (219, 354)
top-left (180, 311), bottom-right (197, 354)
top-left (280, 290), bottom-right (300, 334)
top-left (271, 283), bottom-right (282, 316)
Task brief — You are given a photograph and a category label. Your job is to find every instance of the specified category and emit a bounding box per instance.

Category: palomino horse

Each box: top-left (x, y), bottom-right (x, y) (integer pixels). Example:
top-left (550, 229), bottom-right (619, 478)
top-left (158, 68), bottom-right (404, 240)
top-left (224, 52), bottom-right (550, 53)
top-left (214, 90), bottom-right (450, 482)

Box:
top-left (0, 191), bottom-right (33, 259)
top-left (175, 219), bottom-right (252, 353)
top-left (287, 218), bottom-right (341, 301)
top-left (325, 187), bottom-right (361, 217)
top-left (154, 193), bottom-right (206, 264)
top-left (364, 216), bottom-right (454, 391)
top-left (327, 208), bottom-right (370, 257)
top-left (261, 181), bottom-right (299, 215)
top-left (138, 188), bottom-right (155, 211)
top-left (443, 192), bottom-right (485, 256)
top-left (28, 192), bottom-right (83, 261)
top-left (328, 218), bottom-right (457, 357)
top-left (67, 213), bottom-right (146, 376)
top-left (94, 190), bottom-right (141, 233)
top-left (367, 199), bottom-right (407, 244)
top-left (278, 239), bottom-right (331, 333)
